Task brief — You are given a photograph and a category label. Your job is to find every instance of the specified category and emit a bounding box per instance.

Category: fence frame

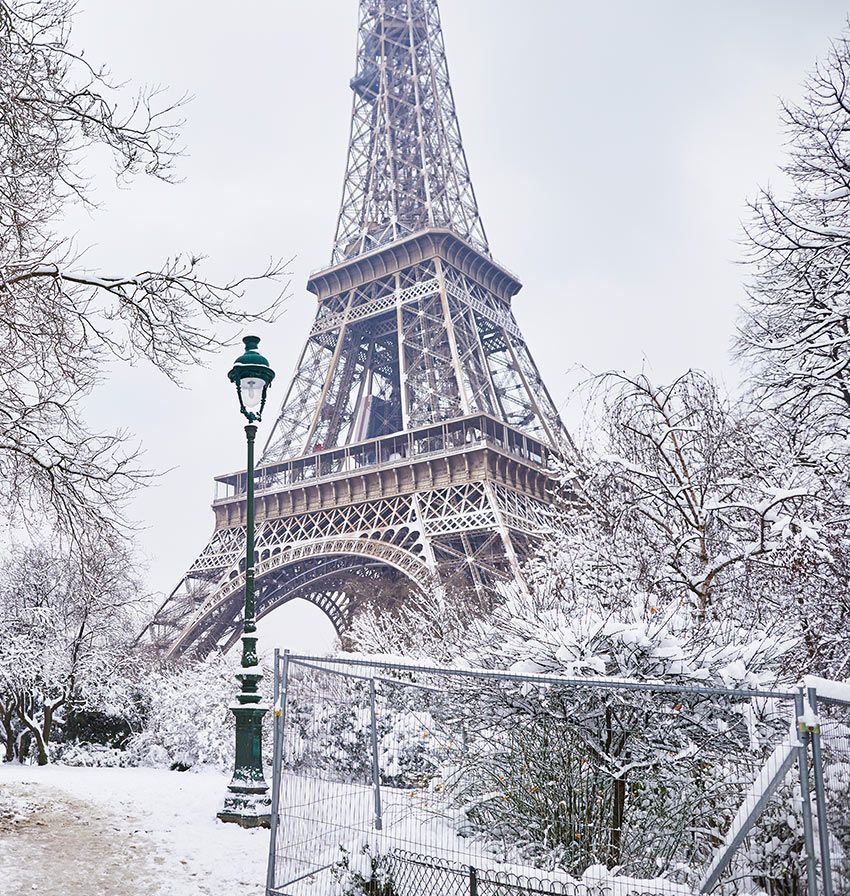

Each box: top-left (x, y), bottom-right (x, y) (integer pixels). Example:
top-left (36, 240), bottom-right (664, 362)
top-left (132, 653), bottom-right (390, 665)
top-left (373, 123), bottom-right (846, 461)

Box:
top-left (265, 653), bottom-right (850, 896)
top-left (266, 647), bottom-right (291, 894)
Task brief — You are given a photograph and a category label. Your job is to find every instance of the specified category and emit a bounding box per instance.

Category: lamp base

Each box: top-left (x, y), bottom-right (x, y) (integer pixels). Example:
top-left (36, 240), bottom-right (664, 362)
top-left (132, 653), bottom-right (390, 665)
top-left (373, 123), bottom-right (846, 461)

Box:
top-left (217, 787), bottom-right (271, 829)
top-left (218, 699), bottom-right (271, 828)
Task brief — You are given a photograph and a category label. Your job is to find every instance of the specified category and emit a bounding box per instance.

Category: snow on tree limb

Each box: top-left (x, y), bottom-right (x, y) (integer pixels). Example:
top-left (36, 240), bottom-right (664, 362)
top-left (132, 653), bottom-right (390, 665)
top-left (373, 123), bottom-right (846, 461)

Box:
top-left (739, 31), bottom-right (850, 460)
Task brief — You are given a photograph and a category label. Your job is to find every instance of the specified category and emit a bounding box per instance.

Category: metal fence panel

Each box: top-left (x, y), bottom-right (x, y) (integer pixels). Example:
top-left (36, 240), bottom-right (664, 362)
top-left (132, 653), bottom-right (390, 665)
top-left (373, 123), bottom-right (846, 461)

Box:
top-left (815, 693), bottom-right (850, 895)
top-left (266, 655), bottom-right (849, 896)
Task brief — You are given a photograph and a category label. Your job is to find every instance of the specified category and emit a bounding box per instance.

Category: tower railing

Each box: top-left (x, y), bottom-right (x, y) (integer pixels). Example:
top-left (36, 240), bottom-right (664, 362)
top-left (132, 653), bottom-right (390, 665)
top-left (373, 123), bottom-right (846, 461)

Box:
top-left (213, 414), bottom-right (554, 500)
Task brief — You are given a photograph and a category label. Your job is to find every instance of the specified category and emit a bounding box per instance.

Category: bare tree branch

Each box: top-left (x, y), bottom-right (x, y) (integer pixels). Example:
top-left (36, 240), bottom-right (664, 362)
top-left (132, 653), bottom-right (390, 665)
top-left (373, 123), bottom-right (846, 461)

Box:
top-left (0, 0), bottom-right (290, 542)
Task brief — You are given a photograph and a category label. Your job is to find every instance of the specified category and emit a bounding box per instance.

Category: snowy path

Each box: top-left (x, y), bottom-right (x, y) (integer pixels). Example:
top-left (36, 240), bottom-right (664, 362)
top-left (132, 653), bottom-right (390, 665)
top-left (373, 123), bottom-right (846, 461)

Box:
top-left (0, 764), bottom-right (269, 895)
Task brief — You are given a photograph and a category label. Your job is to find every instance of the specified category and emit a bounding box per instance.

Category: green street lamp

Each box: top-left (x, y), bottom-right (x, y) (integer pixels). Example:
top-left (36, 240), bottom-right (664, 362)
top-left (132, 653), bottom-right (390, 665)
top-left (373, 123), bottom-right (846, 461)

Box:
top-left (218, 335), bottom-right (276, 829)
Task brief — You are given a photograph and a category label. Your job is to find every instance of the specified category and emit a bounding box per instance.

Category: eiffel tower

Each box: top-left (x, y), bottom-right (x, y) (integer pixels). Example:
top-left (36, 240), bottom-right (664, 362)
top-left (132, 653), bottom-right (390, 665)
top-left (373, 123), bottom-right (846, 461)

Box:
top-left (149, 0), bottom-right (567, 659)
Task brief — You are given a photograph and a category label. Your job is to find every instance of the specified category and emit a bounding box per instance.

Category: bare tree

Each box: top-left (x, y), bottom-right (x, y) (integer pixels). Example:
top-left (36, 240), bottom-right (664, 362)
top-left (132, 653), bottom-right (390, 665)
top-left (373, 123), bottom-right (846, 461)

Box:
top-left (588, 373), bottom-right (815, 619)
top-left (738, 31), bottom-right (850, 462)
top-left (0, 0), bottom-right (287, 541)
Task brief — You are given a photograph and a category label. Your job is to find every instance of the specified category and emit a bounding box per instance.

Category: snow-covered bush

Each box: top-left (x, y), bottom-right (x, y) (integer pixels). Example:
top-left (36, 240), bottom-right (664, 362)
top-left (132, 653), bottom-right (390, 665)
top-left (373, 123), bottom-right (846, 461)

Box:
top-left (128, 652), bottom-right (273, 771)
top-left (0, 539), bottom-right (142, 765)
top-left (51, 743), bottom-right (134, 768)
top-left (821, 712), bottom-right (850, 891)
top-left (286, 691), bottom-right (373, 782)
top-left (284, 668), bottom-right (449, 789)
top-left (737, 780), bottom-right (807, 896)
top-left (428, 587), bottom-right (795, 878)
top-left (377, 705), bottom-right (445, 788)
top-left (471, 586), bottom-right (794, 689)
top-left (330, 844), bottom-right (392, 896)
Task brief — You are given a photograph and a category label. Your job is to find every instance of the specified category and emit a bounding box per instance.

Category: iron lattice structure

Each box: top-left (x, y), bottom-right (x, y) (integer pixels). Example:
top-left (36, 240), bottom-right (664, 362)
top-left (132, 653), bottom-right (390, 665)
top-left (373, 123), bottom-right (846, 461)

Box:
top-left (333, 0), bottom-right (487, 262)
top-left (147, 0), bottom-right (569, 659)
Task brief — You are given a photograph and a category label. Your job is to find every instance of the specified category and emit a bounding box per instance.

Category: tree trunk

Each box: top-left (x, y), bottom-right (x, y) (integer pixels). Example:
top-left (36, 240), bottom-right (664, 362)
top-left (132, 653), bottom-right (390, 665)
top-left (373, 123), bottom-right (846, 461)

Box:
top-left (610, 774), bottom-right (627, 865)
top-left (17, 730), bottom-right (30, 763)
top-left (1, 704), bottom-right (15, 762)
top-left (41, 700), bottom-right (59, 754)
top-left (18, 716), bottom-right (49, 765)
top-left (16, 692), bottom-right (50, 765)
top-left (32, 729), bottom-right (49, 766)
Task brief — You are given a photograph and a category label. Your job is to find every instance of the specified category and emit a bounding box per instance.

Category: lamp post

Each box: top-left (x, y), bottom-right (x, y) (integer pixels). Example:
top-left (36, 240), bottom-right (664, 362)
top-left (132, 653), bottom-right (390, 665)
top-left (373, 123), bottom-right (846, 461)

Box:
top-left (218, 335), bottom-right (276, 829)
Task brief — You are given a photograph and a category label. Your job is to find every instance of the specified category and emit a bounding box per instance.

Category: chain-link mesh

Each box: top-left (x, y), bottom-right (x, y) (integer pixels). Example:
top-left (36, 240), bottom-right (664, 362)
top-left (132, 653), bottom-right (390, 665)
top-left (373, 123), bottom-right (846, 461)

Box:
top-left (267, 656), bottom-right (847, 896)
top-left (374, 850), bottom-right (586, 896)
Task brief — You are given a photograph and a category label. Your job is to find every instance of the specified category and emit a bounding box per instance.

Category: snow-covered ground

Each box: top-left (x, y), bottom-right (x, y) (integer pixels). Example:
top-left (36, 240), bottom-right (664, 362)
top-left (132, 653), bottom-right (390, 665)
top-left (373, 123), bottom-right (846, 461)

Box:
top-left (0, 763), bottom-right (268, 895)
top-left (0, 763), bottom-right (696, 896)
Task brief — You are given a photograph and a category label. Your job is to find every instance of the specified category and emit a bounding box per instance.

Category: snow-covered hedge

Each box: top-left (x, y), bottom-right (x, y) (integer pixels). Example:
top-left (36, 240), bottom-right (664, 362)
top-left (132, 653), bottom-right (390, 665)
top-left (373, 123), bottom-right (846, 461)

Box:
top-left (428, 591), bottom-right (798, 879)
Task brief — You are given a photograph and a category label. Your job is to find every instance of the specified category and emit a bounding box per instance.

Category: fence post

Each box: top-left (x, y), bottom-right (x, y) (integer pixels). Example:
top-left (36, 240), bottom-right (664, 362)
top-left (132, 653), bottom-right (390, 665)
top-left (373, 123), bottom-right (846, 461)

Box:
top-left (469, 865), bottom-right (478, 896)
top-left (265, 648), bottom-right (290, 896)
top-left (795, 689), bottom-right (818, 896)
top-left (369, 677), bottom-right (383, 831)
top-left (808, 687), bottom-right (834, 896)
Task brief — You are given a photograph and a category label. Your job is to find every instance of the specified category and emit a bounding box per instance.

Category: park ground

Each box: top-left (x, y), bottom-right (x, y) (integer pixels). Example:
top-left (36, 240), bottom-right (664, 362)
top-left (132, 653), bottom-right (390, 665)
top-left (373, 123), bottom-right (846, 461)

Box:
top-left (0, 763), bottom-right (268, 895)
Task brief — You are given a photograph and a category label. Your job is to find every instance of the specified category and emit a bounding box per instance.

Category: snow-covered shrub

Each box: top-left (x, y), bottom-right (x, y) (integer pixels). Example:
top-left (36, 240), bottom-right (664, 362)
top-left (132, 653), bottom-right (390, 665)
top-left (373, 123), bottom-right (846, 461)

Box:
top-left (285, 674), bottom-right (373, 783)
top-left (821, 713), bottom-right (850, 891)
top-left (432, 589), bottom-right (797, 878)
top-left (441, 693), bottom-right (739, 877)
top-left (330, 844), bottom-right (392, 896)
top-left (284, 669), bottom-right (449, 789)
top-left (128, 653), bottom-right (273, 771)
top-left (471, 586), bottom-right (794, 692)
top-left (378, 705), bottom-right (445, 788)
top-left (58, 706), bottom-right (135, 749)
top-left (51, 743), bottom-right (133, 767)
top-left (738, 780), bottom-right (806, 896)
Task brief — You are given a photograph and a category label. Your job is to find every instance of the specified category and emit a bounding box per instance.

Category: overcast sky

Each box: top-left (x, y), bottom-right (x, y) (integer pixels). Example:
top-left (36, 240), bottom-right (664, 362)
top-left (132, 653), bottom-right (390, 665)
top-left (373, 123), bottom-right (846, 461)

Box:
top-left (66, 1), bottom-right (850, 651)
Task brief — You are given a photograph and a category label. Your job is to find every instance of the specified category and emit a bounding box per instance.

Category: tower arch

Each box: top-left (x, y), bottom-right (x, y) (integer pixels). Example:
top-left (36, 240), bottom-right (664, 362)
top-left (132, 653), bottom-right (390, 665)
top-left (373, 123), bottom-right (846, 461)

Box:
top-left (162, 539), bottom-right (431, 660)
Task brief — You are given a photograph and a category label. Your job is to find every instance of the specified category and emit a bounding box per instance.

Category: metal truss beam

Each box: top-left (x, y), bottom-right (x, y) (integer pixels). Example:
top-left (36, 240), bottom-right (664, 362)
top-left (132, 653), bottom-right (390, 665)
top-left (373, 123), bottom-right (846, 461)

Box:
top-left (334, 0), bottom-right (488, 262)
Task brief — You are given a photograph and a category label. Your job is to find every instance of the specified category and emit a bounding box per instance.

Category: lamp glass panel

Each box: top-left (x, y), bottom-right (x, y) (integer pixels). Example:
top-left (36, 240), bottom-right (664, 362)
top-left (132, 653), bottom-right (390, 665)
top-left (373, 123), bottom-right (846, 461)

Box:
top-left (241, 377), bottom-right (265, 411)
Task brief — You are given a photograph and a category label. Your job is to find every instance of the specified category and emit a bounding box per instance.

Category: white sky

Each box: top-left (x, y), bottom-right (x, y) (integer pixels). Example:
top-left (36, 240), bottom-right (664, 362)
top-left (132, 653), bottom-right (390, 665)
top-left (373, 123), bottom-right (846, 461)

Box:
top-left (65, 1), bottom-right (849, 652)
